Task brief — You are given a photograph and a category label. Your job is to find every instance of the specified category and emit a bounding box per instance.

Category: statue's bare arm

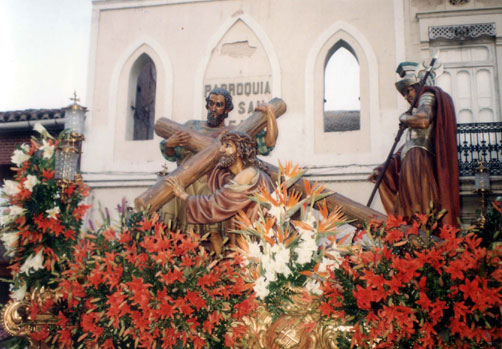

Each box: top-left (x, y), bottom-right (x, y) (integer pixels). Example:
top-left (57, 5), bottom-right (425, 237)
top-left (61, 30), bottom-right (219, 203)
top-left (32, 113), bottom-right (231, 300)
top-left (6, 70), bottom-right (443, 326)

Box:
top-left (255, 104), bottom-right (278, 148)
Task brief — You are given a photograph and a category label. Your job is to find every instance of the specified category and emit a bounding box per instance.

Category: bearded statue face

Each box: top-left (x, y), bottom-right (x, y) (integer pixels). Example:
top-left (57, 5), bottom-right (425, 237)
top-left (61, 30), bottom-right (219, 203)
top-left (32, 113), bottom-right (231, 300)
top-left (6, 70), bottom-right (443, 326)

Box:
top-left (206, 94), bottom-right (228, 127)
top-left (217, 139), bottom-right (238, 168)
top-left (217, 153), bottom-right (237, 168)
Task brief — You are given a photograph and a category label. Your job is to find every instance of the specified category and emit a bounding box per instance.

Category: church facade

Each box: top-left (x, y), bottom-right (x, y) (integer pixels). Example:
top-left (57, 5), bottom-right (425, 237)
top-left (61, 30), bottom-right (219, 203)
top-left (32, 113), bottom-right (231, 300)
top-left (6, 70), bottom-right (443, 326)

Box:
top-left (81, 0), bottom-right (502, 222)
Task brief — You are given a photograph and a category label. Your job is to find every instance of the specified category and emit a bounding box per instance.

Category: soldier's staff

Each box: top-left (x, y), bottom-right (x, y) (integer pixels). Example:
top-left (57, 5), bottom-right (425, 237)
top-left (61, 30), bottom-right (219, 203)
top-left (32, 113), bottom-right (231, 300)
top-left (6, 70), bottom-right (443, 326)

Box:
top-left (366, 52), bottom-right (439, 207)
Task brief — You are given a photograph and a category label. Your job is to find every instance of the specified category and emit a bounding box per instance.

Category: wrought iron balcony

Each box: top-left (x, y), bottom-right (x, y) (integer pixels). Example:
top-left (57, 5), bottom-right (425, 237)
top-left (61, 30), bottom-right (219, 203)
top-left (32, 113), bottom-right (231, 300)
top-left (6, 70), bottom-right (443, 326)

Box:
top-left (457, 122), bottom-right (502, 176)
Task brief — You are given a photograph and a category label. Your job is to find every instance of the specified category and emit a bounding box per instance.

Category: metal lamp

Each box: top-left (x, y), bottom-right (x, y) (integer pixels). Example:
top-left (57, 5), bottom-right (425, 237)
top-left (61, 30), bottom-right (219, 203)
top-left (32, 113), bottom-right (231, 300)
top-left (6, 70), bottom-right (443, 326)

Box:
top-left (474, 161), bottom-right (490, 228)
top-left (64, 91), bottom-right (87, 139)
top-left (55, 92), bottom-right (87, 191)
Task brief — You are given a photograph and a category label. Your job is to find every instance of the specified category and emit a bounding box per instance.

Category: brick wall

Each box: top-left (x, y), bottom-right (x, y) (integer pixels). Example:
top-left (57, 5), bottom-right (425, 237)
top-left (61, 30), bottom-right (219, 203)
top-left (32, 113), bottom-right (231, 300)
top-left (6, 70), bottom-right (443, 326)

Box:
top-left (0, 133), bottom-right (32, 165)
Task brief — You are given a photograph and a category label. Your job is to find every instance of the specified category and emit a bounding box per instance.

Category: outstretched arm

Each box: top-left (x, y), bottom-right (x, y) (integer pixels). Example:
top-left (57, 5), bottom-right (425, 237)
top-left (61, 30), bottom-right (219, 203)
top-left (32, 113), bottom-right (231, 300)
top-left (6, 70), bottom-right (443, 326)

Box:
top-left (164, 177), bottom-right (188, 200)
top-left (255, 103), bottom-right (278, 148)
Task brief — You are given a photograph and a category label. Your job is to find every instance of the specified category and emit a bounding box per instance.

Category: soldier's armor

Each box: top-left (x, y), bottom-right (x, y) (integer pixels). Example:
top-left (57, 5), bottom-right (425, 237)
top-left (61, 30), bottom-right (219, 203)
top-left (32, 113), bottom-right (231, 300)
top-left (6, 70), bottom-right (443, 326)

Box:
top-left (401, 91), bottom-right (436, 160)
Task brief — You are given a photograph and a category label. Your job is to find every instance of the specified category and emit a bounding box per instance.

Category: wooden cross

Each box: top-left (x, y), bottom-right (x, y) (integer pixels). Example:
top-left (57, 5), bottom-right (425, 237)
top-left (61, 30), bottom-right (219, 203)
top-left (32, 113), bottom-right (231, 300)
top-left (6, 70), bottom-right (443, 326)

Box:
top-left (134, 98), bottom-right (385, 225)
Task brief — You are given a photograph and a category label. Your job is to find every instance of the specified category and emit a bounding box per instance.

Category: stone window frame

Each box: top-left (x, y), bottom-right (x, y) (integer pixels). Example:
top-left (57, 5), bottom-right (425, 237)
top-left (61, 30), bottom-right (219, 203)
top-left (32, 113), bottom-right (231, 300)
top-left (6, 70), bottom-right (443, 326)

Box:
top-left (323, 40), bottom-right (361, 133)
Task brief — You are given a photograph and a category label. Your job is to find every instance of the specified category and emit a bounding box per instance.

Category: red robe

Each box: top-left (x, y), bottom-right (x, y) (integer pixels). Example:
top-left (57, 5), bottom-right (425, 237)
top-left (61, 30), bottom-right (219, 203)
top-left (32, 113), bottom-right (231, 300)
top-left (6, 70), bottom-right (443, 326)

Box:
top-left (185, 167), bottom-right (275, 229)
top-left (377, 86), bottom-right (460, 226)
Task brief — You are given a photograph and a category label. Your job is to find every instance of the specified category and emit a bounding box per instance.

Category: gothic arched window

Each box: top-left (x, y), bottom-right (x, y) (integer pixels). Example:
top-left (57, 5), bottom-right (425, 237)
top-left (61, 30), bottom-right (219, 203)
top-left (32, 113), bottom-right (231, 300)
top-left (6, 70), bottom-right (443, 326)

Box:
top-left (323, 41), bottom-right (360, 132)
top-left (129, 54), bottom-right (157, 140)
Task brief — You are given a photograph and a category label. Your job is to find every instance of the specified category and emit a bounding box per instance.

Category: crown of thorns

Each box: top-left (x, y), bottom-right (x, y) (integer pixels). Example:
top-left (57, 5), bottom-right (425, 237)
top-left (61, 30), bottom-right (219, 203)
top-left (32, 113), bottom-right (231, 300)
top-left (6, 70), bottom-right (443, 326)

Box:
top-left (221, 131), bottom-right (257, 163)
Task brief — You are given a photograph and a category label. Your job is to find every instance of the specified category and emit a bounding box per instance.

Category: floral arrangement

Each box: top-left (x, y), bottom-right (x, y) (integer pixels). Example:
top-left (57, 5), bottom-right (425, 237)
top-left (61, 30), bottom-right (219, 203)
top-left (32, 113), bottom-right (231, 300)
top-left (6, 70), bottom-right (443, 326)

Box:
top-left (35, 208), bottom-right (255, 348)
top-left (320, 212), bottom-right (502, 348)
top-left (3, 126), bottom-right (501, 349)
top-left (235, 162), bottom-right (348, 319)
top-left (0, 124), bottom-right (90, 302)
top-left (1, 127), bottom-right (254, 348)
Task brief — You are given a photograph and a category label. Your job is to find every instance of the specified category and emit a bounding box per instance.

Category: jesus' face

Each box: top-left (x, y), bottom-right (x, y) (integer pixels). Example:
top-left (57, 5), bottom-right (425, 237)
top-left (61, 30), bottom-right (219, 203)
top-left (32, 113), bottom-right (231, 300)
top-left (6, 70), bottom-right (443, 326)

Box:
top-left (217, 140), bottom-right (238, 168)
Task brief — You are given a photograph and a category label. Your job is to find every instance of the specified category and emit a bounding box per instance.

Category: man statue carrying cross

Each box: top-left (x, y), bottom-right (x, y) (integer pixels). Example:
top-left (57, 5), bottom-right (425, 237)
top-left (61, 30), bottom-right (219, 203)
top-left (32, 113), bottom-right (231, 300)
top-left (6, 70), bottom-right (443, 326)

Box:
top-left (156, 88), bottom-right (278, 252)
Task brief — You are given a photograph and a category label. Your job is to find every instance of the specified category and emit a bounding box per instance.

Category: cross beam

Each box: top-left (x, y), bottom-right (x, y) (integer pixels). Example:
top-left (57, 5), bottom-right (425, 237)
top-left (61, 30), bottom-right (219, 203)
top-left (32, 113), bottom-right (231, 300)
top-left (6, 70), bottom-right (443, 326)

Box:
top-left (134, 98), bottom-right (386, 225)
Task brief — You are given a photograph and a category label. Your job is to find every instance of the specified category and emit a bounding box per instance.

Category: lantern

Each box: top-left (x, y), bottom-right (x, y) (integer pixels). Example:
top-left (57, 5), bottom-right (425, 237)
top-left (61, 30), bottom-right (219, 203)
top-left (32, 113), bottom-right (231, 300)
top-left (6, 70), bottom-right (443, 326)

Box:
top-left (474, 161), bottom-right (490, 229)
top-left (55, 92), bottom-right (87, 191)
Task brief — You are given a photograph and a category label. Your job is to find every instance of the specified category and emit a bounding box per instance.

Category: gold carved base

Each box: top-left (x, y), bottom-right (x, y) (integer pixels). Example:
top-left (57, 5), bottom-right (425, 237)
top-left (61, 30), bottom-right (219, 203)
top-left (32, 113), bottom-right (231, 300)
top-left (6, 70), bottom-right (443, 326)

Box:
top-left (1, 288), bottom-right (59, 348)
top-left (235, 288), bottom-right (351, 348)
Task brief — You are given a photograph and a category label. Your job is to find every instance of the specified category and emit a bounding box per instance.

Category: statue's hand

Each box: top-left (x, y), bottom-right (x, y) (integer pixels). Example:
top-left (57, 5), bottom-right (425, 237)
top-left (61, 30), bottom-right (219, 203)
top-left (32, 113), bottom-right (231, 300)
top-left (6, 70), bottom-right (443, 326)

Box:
top-left (367, 169), bottom-right (380, 183)
top-left (165, 131), bottom-right (190, 148)
top-left (399, 112), bottom-right (411, 124)
top-left (255, 103), bottom-right (275, 120)
top-left (165, 177), bottom-right (188, 200)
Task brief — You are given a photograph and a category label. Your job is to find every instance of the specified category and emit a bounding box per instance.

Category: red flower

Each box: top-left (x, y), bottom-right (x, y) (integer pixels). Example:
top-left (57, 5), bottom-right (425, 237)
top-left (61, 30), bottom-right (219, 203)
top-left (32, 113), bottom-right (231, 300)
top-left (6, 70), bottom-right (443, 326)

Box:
top-left (203, 311), bottom-right (223, 335)
top-left (103, 338), bottom-right (115, 349)
top-left (225, 324), bottom-right (248, 347)
top-left (73, 204), bottom-right (91, 220)
top-left (428, 299), bottom-right (447, 325)
top-left (42, 169), bottom-right (55, 180)
top-left (232, 296), bottom-right (257, 319)
top-left (453, 301), bottom-right (472, 321)
top-left (416, 291), bottom-right (432, 310)
top-left (386, 214), bottom-right (407, 229)
top-left (191, 335), bottom-right (207, 349)
top-left (174, 297), bottom-right (194, 317)
top-left (320, 301), bottom-right (334, 316)
top-left (196, 271), bottom-right (219, 290)
top-left (459, 277), bottom-right (480, 302)
top-left (87, 267), bottom-right (105, 288)
top-left (383, 228), bottom-right (404, 244)
top-left (63, 229), bottom-right (76, 240)
top-left (57, 328), bottom-right (73, 348)
top-left (185, 290), bottom-right (206, 311)
top-left (159, 268), bottom-right (184, 286)
top-left (30, 326), bottom-right (49, 342)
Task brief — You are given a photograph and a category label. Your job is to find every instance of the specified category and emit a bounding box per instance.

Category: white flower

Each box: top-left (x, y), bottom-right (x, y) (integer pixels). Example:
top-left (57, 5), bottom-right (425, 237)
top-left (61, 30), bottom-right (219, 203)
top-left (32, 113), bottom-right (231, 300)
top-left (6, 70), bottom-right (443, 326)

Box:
top-left (264, 269), bottom-right (278, 283)
top-left (33, 122), bottom-right (47, 135)
top-left (305, 279), bottom-right (323, 296)
top-left (268, 204), bottom-right (284, 222)
top-left (10, 149), bottom-right (30, 167)
top-left (295, 247), bottom-right (315, 265)
top-left (0, 214), bottom-right (10, 226)
top-left (273, 243), bottom-right (290, 263)
top-left (1, 232), bottom-right (19, 256)
top-left (253, 276), bottom-right (270, 299)
top-left (39, 139), bottom-right (55, 159)
top-left (318, 257), bottom-right (335, 274)
top-left (20, 144), bottom-right (30, 152)
top-left (24, 175), bottom-right (39, 192)
top-left (19, 250), bottom-right (44, 275)
top-left (295, 235), bottom-right (318, 264)
top-left (266, 243), bottom-right (292, 277)
top-left (11, 283), bottom-right (27, 301)
top-left (248, 241), bottom-right (263, 260)
top-left (46, 206), bottom-right (60, 219)
top-left (8, 205), bottom-right (25, 218)
top-left (2, 180), bottom-right (20, 196)
top-left (1, 232), bottom-right (18, 256)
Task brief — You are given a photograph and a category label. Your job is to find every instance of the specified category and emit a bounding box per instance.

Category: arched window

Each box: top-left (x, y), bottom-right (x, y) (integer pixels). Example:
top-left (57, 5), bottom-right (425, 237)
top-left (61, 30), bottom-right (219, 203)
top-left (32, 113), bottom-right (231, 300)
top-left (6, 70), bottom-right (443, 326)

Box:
top-left (129, 54), bottom-right (156, 140)
top-left (323, 41), bottom-right (360, 132)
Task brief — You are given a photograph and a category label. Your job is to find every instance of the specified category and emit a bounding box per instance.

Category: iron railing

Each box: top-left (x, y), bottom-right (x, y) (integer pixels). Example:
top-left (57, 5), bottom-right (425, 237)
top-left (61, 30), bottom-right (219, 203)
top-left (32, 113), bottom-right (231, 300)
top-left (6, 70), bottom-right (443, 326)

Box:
top-left (457, 122), bottom-right (502, 176)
